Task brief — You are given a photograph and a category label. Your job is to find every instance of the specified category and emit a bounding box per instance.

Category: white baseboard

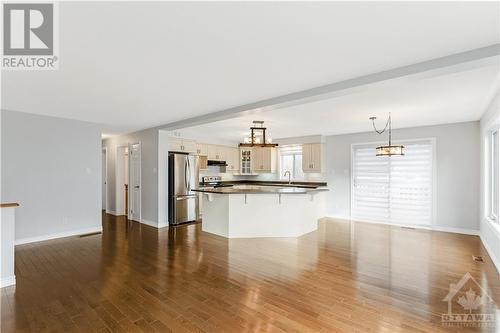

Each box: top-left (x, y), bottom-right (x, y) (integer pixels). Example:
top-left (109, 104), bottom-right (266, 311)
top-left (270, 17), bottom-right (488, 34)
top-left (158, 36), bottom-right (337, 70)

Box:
top-left (15, 226), bottom-right (103, 246)
top-left (0, 275), bottom-right (16, 288)
top-left (431, 225), bottom-right (479, 236)
top-left (106, 210), bottom-right (117, 215)
top-left (323, 216), bottom-right (479, 235)
top-left (480, 233), bottom-right (500, 275)
top-left (141, 219), bottom-right (159, 228)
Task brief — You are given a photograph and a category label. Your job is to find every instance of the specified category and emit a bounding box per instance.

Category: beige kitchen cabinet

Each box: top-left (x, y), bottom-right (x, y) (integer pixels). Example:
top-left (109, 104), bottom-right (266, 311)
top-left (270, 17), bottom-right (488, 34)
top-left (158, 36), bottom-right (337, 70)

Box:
top-left (226, 147), bottom-right (240, 172)
top-left (195, 143), bottom-right (208, 156)
top-left (253, 147), bottom-right (276, 172)
top-left (168, 138), bottom-right (196, 154)
top-left (302, 143), bottom-right (323, 172)
top-left (207, 145), bottom-right (226, 161)
top-left (239, 148), bottom-right (253, 174)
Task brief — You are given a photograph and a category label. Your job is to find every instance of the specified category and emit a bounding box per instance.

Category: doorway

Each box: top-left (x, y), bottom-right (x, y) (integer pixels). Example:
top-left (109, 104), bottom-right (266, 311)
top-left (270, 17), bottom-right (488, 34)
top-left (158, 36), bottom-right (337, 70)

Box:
top-left (102, 147), bottom-right (107, 211)
top-left (116, 146), bottom-right (129, 216)
top-left (128, 142), bottom-right (141, 222)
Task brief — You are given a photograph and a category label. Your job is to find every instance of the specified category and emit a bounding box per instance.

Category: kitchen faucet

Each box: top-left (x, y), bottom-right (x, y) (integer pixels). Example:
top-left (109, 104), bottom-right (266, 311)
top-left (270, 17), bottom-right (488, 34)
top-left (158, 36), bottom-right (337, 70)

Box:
top-left (284, 171), bottom-right (291, 184)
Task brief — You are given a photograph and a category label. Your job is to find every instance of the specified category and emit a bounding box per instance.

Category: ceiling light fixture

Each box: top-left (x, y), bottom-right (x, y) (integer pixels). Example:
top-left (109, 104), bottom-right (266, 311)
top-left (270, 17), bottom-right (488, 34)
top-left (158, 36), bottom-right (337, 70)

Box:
top-left (369, 113), bottom-right (405, 156)
top-left (239, 121), bottom-right (278, 147)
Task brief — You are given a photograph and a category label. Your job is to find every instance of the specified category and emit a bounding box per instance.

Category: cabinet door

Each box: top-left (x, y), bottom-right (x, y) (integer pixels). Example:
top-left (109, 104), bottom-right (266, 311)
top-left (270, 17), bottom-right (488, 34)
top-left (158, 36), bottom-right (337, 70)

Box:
top-left (261, 148), bottom-right (272, 171)
top-left (207, 145), bottom-right (218, 160)
top-left (226, 148), bottom-right (237, 171)
top-left (253, 148), bottom-right (263, 171)
top-left (195, 143), bottom-right (208, 156)
top-left (217, 146), bottom-right (226, 161)
top-left (302, 144), bottom-right (312, 171)
top-left (168, 138), bottom-right (183, 152)
top-left (240, 148), bottom-right (253, 174)
top-left (310, 144), bottom-right (322, 171)
top-left (182, 140), bottom-right (196, 154)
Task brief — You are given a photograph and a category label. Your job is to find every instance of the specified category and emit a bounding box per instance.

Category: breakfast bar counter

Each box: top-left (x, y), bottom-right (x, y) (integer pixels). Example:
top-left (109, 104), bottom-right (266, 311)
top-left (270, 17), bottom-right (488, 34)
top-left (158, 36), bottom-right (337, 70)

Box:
top-left (192, 185), bottom-right (328, 238)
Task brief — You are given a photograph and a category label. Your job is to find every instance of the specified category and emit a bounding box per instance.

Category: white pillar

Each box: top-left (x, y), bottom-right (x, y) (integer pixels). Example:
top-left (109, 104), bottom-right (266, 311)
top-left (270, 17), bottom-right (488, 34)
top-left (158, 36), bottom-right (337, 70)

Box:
top-left (1, 204), bottom-right (18, 288)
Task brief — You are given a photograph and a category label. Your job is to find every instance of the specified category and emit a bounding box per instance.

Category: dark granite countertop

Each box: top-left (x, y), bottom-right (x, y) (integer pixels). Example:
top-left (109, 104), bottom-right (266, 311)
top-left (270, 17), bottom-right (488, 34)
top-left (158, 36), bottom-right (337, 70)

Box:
top-left (192, 185), bottom-right (328, 195)
top-left (199, 180), bottom-right (327, 189)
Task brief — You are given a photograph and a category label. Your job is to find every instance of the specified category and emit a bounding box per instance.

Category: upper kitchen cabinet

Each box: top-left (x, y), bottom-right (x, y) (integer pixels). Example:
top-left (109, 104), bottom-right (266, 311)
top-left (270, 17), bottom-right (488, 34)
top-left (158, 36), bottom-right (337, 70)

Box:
top-left (168, 138), bottom-right (196, 154)
top-left (302, 143), bottom-right (323, 172)
top-left (195, 143), bottom-right (208, 156)
top-left (207, 145), bottom-right (225, 161)
top-left (253, 147), bottom-right (276, 172)
top-left (226, 147), bottom-right (240, 172)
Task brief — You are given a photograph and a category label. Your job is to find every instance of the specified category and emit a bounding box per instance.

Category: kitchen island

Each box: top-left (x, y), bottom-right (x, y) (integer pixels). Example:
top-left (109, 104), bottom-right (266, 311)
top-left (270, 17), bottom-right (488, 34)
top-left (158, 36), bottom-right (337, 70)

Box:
top-left (192, 184), bottom-right (328, 238)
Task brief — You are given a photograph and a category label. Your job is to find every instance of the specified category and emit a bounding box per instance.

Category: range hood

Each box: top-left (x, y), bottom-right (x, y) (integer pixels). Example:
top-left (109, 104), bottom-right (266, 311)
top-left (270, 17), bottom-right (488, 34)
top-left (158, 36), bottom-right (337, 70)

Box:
top-left (207, 160), bottom-right (227, 166)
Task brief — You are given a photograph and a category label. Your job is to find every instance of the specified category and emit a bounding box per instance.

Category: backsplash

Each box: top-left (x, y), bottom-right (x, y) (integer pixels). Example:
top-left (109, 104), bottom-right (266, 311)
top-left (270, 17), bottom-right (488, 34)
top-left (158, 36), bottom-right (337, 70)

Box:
top-left (199, 166), bottom-right (325, 182)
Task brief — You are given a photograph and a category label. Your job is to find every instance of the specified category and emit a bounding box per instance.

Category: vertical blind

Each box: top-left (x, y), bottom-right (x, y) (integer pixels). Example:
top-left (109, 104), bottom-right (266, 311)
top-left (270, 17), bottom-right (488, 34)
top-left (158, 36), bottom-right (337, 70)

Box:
top-left (351, 140), bottom-right (433, 226)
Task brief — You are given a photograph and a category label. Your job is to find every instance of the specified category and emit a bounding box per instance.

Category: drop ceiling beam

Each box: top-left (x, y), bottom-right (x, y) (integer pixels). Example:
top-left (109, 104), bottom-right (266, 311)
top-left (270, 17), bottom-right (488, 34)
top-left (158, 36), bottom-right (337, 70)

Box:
top-left (162, 44), bottom-right (500, 130)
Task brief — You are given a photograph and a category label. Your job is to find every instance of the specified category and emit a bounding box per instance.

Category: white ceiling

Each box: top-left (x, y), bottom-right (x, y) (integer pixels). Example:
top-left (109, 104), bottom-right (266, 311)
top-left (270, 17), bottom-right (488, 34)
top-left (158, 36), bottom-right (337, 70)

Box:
top-left (1, 2), bottom-right (499, 134)
top-left (178, 63), bottom-right (499, 145)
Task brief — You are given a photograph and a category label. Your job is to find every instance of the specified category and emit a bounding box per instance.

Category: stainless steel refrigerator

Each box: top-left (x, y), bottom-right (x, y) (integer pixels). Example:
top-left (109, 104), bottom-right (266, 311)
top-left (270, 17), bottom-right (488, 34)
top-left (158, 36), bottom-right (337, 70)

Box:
top-left (168, 153), bottom-right (200, 225)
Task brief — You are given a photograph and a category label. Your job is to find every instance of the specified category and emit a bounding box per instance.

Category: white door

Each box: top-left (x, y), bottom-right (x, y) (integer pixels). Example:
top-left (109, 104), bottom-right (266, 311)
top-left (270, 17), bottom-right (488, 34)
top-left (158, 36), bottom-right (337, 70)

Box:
top-left (102, 148), bottom-right (107, 210)
top-left (129, 143), bottom-right (141, 222)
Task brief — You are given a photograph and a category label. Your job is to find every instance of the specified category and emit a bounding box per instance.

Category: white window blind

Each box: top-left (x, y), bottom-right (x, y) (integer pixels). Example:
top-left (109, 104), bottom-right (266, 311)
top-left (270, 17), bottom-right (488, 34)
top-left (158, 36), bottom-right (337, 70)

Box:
top-left (352, 140), bottom-right (433, 226)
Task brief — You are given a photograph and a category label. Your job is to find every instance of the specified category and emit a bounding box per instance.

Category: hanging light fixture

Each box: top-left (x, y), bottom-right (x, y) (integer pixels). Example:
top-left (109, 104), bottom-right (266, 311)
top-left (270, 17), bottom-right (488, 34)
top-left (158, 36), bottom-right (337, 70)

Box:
top-left (239, 121), bottom-right (278, 147)
top-left (369, 113), bottom-right (405, 156)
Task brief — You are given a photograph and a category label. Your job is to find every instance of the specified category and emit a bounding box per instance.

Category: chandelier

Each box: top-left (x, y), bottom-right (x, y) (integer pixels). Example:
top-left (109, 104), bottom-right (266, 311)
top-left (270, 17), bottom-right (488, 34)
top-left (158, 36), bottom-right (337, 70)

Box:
top-left (369, 113), bottom-right (405, 156)
top-left (239, 121), bottom-right (278, 147)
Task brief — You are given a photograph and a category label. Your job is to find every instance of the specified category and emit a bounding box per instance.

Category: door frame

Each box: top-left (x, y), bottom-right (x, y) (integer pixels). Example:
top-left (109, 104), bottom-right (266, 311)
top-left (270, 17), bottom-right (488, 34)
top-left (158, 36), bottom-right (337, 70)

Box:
top-left (128, 142), bottom-right (142, 223)
top-left (115, 145), bottom-right (129, 216)
top-left (102, 147), bottom-right (107, 212)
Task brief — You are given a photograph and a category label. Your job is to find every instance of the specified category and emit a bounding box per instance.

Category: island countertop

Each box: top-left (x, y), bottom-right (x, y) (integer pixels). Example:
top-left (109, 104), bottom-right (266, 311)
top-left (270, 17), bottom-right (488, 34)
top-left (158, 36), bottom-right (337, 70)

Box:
top-left (192, 185), bottom-right (328, 195)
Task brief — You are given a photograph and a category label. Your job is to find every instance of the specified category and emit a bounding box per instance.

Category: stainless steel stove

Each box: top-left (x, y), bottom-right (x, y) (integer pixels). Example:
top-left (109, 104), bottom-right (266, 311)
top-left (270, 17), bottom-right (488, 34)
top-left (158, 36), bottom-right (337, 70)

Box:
top-left (201, 176), bottom-right (234, 188)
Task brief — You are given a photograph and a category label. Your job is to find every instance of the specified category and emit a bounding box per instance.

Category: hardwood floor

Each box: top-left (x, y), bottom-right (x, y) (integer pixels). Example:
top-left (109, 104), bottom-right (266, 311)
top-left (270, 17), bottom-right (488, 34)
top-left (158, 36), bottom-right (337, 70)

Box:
top-left (1, 213), bottom-right (499, 332)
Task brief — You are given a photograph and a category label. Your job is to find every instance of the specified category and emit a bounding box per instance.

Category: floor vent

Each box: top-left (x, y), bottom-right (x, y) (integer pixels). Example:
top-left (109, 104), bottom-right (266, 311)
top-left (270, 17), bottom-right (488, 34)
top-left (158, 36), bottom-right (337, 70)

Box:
top-left (472, 255), bottom-right (484, 262)
top-left (79, 232), bottom-right (102, 238)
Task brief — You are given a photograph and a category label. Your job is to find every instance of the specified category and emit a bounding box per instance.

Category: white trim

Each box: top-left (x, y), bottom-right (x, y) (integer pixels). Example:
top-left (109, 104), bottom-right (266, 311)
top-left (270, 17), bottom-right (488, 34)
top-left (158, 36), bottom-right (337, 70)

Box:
top-left (324, 216), bottom-right (479, 235)
top-left (102, 146), bottom-right (108, 212)
top-left (115, 145), bottom-right (129, 216)
top-left (0, 275), bottom-right (16, 288)
top-left (480, 217), bottom-right (500, 274)
top-left (431, 225), bottom-right (479, 236)
top-left (140, 219), bottom-right (164, 228)
top-left (14, 226), bottom-right (103, 246)
top-left (106, 209), bottom-right (117, 216)
top-left (480, 233), bottom-right (500, 275)
top-left (128, 142), bottom-right (142, 223)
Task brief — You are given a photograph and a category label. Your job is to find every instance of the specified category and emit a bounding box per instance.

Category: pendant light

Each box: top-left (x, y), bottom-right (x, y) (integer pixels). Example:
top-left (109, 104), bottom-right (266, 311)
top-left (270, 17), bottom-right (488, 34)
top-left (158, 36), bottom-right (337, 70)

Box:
top-left (369, 113), bottom-right (405, 156)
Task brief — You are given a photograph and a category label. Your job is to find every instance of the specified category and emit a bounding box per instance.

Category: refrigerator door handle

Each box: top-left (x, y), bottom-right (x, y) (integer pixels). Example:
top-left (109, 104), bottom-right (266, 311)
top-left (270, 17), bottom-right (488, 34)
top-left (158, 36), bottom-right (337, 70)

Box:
top-left (184, 159), bottom-right (188, 189)
top-left (176, 195), bottom-right (196, 201)
top-left (187, 157), bottom-right (191, 190)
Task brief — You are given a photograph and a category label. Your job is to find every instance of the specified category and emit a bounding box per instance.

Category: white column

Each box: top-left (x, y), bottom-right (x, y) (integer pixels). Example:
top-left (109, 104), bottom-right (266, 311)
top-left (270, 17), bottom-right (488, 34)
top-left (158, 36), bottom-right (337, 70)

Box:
top-left (1, 204), bottom-right (18, 288)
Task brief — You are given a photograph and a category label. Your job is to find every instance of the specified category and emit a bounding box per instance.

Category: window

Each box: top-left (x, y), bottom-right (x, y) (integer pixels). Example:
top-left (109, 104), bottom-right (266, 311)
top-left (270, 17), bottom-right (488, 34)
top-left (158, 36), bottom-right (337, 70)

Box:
top-left (351, 140), bottom-right (434, 226)
top-left (489, 129), bottom-right (499, 221)
top-left (280, 145), bottom-right (304, 180)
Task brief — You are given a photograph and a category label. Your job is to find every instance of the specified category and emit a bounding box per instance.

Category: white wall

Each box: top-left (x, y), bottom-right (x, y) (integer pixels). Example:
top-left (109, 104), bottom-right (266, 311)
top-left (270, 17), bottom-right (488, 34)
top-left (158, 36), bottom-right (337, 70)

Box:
top-left (1, 110), bottom-right (102, 244)
top-left (325, 121), bottom-right (480, 233)
top-left (479, 92), bottom-right (500, 273)
top-left (103, 128), bottom-right (161, 227)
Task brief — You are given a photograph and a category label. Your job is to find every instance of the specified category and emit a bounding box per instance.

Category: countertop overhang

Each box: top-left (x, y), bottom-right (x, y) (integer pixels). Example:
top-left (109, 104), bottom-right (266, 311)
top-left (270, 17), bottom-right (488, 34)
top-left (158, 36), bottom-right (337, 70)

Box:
top-left (192, 187), bottom-right (328, 195)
